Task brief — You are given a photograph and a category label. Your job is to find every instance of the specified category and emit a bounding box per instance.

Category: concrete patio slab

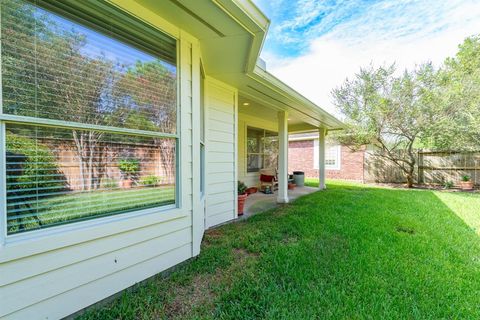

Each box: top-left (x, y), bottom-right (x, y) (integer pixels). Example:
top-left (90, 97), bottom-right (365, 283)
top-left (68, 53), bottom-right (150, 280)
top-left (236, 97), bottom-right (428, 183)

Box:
top-left (239, 186), bottom-right (319, 219)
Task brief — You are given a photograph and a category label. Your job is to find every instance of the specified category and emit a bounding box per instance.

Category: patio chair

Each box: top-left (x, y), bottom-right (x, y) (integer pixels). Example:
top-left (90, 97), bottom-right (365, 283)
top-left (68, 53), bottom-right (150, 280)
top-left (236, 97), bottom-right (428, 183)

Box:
top-left (259, 168), bottom-right (278, 192)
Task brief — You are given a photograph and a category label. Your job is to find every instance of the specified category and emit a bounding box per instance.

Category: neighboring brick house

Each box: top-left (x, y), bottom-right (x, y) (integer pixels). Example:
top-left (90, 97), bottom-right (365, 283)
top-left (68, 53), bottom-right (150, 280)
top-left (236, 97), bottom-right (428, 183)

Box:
top-left (289, 133), bottom-right (365, 181)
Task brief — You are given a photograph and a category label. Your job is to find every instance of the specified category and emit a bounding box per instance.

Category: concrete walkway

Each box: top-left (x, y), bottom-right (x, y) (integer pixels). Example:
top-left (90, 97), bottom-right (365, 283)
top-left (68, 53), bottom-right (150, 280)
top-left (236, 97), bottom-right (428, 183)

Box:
top-left (239, 186), bottom-right (319, 219)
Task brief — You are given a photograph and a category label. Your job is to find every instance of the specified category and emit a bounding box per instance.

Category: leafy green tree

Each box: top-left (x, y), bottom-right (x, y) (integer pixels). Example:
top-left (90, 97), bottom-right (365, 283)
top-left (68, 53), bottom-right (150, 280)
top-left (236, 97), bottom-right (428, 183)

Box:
top-left (332, 64), bottom-right (440, 187)
top-left (430, 35), bottom-right (480, 151)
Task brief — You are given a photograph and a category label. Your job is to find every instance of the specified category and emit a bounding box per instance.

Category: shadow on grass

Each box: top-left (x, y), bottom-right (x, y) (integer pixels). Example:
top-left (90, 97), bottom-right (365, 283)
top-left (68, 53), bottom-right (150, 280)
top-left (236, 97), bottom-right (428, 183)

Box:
top-left (79, 181), bottom-right (480, 320)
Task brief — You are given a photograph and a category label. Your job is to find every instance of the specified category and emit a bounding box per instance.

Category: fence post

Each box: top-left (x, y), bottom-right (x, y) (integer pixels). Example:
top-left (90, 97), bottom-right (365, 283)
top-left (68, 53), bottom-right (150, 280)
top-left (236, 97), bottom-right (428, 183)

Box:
top-left (418, 150), bottom-right (424, 184)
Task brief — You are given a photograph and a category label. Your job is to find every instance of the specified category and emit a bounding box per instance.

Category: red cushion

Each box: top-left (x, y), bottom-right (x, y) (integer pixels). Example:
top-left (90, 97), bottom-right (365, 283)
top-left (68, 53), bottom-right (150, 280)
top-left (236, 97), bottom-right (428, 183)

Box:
top-left (260, 174), bottom-right (274, 182)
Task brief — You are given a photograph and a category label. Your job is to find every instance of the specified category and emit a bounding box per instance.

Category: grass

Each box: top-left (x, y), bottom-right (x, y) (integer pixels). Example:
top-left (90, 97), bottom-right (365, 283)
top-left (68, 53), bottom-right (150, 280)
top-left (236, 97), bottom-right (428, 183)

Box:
top-left (79, 180), bottom-right (480, 319)
top-left (8, 186), bottom-right (175, 234)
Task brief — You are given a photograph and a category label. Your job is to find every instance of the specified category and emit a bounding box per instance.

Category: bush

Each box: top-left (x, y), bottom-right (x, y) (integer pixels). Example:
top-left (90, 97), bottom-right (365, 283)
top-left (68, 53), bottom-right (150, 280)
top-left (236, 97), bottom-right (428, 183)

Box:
top-left (140, 175), bottom-right (161, 187)
top-left (461, 175), bottom-right (471, 182)
top-left (118, 158), bottom-right (140, 178)
top-left (6, 132), bottom-right (65, 194)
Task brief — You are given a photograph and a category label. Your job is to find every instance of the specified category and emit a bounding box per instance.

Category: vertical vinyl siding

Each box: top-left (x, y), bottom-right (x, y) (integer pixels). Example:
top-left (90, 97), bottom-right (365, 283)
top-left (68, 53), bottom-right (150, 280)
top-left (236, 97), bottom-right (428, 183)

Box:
top-left (205, 80), bottom-right (237, 228)
top-left (0, 32), bottom-right (198, 320)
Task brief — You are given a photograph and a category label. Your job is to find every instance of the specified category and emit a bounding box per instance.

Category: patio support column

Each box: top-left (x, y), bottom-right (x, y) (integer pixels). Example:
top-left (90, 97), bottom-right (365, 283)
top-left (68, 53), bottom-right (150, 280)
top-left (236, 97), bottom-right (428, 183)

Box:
top-left (277, 110), bottom-right (289, 203)
top-left (319, 127), bottom-right (327, 190)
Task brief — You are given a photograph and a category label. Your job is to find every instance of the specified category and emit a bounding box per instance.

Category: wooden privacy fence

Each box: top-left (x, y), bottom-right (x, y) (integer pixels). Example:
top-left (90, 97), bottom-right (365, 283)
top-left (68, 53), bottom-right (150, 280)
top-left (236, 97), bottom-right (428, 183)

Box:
top-left (418, 150), bottom-right (480, 186)
top-left (363, 150), bottom-right (480, 186)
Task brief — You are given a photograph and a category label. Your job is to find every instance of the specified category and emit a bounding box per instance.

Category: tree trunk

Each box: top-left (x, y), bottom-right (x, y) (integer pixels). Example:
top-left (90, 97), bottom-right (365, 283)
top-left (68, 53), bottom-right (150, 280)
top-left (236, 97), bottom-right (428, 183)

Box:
top-left (406, 174), bottom-right (414, 188)
top-left (87, 132), bottom-right (94, 191)
top-left (405, 161), bottom-right (416, 188)
top-left (158, 139), bottom-right (175, 184)
top-left (72, 130), bottom-right (86, 191)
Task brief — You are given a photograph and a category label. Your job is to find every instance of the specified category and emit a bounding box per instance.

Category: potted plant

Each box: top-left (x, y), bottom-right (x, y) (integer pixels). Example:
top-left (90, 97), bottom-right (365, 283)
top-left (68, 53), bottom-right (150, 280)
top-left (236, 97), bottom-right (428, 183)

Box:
top-left (118, 158), bottom-right (140, 189)
top-left (238, 181), bottom-right (248, 216)
top-left (460, 175), bottom-right (474, 190)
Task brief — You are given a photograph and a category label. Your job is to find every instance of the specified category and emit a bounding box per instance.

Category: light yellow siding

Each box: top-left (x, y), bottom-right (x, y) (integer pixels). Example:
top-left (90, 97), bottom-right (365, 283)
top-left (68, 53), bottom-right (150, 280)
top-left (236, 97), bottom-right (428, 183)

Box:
top-left (205, 78), bottom-right (238, 228)
top-left (0, 5), bottom-right (201, 318)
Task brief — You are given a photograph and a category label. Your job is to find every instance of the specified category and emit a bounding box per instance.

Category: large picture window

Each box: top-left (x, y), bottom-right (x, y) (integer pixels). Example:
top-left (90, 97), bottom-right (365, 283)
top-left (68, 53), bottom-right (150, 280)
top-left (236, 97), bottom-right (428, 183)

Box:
top-left (1, 0), bottom-right (178, 234)
top-left (246, 127), bottom-right (278, 173)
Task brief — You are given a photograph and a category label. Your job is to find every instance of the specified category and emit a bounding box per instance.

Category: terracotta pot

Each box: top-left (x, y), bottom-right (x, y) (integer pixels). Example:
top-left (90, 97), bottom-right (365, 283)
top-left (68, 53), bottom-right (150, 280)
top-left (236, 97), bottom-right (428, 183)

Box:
top-left (460, 181), bottom-right (474, 190)
top-left (238, 193), bottom-right (248, 216)
top-left (288, 183), bottom-right (296, 190)
top-left (121, 179), bottom-right (133, 189)
top-left (246, 187), bottom-right (258, 195)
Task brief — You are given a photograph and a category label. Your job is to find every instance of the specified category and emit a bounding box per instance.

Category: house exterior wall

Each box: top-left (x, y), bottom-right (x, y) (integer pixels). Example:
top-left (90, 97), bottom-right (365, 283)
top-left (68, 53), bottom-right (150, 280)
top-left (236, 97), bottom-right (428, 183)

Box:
top-left (237, 113), bottom-right (277, 188)
top-left (205, 78), bottom-right (238, 228)
top-left (0, 4), bottom-right (202, 319)
top-left (289, 139), bottom-right (365, 181)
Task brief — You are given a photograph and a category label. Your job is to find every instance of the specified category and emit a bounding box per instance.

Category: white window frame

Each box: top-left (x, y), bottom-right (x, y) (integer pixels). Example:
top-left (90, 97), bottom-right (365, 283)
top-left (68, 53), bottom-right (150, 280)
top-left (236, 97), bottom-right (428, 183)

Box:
top-left (246, 126), bottom-right (277, 173)
top-left (0, 0), bottom-right (181, 245)
top-left (314, 140), bottom-right (341, 170)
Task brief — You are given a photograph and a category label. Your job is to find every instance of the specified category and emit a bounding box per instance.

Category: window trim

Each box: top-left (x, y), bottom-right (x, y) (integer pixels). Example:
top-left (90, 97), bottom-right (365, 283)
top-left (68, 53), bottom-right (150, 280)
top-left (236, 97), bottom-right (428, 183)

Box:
top-left (246, 126), bottom-right (278, 173)
top-left (314, 140), bottom-right (341, 170)
top-left (0, 0), bottom-right (181, 242)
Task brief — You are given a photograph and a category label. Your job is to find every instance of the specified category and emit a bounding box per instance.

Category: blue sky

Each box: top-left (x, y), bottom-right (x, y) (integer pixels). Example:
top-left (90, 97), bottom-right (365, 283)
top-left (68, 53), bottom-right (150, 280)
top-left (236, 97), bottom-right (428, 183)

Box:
top-left (253, 0), bottom-right (480, 113)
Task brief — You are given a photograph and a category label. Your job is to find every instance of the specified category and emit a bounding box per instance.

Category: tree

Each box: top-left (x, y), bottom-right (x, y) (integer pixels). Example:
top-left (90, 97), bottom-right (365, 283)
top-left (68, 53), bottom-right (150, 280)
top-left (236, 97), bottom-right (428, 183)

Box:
top-left (332, 64), bottom-right (440, 188)
top-left (2, 0), bottom-right (121, 191)
top-left (430, 35), bottom-right (480, 151)
top-left (114, 61), bottom-right (177, 183)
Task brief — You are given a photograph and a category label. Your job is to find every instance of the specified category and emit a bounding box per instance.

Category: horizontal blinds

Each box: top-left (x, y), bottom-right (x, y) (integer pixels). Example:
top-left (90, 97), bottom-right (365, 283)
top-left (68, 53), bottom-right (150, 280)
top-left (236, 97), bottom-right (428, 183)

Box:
top-left (6, 123), bottom-right (176, 234)
top-left (2, 0), bottom-right (179, 234)
top-left (1, 0), bottom-right (177, 133)
top-left (33, 0), bottom-right (177, 64)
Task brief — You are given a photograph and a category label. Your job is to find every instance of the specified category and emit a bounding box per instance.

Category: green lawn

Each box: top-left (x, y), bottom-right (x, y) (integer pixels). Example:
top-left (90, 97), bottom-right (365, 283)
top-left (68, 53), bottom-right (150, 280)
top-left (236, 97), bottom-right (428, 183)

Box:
top-left (8, 186), bottom-right (175, 234)
top-left (79, 180), bottom-right (480, 319)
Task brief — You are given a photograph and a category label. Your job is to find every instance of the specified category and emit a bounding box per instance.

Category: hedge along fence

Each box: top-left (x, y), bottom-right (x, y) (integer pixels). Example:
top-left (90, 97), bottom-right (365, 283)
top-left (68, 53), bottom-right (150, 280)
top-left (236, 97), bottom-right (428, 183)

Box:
top-left (363, 149), bottom-right (480, 186)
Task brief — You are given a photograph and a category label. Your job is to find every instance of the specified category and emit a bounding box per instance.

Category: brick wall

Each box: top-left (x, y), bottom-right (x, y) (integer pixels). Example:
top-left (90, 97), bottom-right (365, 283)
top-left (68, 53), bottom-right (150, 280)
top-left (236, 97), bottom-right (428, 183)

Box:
top-left (288, 139), bottom-right (365, 181)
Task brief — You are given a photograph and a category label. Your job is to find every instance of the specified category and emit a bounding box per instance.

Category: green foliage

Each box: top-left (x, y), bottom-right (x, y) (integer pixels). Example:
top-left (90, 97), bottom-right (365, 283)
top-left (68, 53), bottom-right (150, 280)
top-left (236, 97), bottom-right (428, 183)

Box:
top-left (6, 131), bottom-right (64, 193)
top-left (430, 35), bottom-right (480, 151)
top-left (461, 175), bottom-right (471, 182)
top-left (140, 175), bottom-right (161, 187)
top-left (238, 181), bottom-right (247, 195)
top-left (332, 35), bottom-right (480, 186)
top-left (332, 63), bottom-right (440, 187)
top-left (118, 158), bottom-right (140, 178)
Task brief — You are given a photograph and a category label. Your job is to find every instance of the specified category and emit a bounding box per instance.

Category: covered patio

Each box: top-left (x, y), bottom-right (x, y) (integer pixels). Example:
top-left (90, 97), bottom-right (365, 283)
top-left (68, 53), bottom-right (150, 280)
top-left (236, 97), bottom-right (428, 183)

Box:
top-left (235, 65), bottom-right (343, 207)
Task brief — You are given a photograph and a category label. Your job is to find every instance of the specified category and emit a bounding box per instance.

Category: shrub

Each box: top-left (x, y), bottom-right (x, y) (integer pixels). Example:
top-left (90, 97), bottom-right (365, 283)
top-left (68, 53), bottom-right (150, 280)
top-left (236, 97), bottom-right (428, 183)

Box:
top-left (140, 175), bottom-right (161, 187)
top-left (461, 175), bottom-right (471, 182)
top-left (6, 132), bottom-right (65, 194)
top-left (118, 158), bottom-right (140, 179)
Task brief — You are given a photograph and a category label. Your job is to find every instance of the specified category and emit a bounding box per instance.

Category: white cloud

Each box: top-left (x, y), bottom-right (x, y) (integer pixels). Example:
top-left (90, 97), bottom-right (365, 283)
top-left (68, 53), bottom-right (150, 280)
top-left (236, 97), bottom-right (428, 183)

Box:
top-left (261, 0), bottom-right (480, 116)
